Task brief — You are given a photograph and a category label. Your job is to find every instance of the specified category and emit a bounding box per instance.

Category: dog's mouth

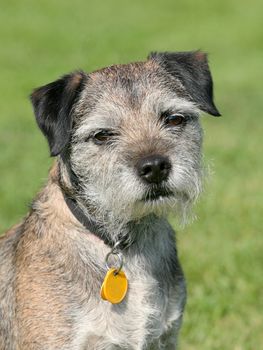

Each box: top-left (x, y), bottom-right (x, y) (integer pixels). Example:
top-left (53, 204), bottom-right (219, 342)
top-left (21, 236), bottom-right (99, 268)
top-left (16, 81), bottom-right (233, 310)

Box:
top-left (141, 187), bottom-right (174, 202)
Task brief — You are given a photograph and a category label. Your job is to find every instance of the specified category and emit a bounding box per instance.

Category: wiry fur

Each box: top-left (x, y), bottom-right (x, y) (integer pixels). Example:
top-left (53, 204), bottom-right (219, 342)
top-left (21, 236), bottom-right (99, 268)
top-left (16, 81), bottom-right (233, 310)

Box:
top-left (0, 51), bottom-right (219, 349)
top-left (69, 62), bottom-right (204, 237)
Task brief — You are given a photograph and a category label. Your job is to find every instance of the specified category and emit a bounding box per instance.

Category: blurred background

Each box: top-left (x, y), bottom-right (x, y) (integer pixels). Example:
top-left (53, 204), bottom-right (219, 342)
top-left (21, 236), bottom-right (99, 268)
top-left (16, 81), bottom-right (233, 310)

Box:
top-left (0, 0), bottom-right (262, 348)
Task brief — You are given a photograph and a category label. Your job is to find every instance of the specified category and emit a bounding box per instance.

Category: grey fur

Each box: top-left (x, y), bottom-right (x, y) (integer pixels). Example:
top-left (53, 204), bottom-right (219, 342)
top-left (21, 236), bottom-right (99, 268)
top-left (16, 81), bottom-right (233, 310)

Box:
top-left (0, 52), bottom-right (219, 349)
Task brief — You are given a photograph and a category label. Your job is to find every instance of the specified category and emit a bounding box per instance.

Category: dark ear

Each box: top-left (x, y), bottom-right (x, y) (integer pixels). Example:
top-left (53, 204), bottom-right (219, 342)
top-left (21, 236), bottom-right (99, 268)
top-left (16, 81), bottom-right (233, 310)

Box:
top-left (148, 51), bottom-right (220, 116)
top-left (30, 71), bottom-right (86, 156)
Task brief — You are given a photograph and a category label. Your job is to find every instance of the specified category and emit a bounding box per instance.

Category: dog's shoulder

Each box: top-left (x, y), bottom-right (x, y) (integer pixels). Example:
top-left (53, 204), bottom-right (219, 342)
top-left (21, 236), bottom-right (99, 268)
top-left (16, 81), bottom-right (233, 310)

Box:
top-left (0, 221), bottom-right (24, 260)
top-left (0, 222), bottom-right (24, 349)
top-left (0, 221), bottom-right (24, 296)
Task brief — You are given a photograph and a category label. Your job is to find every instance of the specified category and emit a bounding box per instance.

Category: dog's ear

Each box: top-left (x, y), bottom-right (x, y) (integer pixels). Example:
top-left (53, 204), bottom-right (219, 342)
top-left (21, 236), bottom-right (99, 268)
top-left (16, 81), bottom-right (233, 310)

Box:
top-left (148, 51), bottom-right (220, 116)
top-left (30, 71), bottom-right (86, 156)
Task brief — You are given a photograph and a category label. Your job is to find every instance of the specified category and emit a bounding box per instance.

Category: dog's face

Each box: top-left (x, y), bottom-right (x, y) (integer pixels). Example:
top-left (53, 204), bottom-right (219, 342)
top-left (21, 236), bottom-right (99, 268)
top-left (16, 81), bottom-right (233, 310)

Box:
top-left (31, 51), bottom-right (220, 227)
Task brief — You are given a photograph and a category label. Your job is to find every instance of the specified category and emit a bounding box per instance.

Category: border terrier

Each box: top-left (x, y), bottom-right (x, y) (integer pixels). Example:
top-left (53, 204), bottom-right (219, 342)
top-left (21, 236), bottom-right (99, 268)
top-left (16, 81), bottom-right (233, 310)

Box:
top-left (0, 51), bottom-right (220, 350)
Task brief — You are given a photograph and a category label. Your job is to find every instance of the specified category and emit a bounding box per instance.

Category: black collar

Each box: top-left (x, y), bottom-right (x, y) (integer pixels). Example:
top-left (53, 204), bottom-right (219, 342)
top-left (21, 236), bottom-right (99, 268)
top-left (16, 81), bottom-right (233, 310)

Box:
top-left (63, 193), bottom-right (130, 250)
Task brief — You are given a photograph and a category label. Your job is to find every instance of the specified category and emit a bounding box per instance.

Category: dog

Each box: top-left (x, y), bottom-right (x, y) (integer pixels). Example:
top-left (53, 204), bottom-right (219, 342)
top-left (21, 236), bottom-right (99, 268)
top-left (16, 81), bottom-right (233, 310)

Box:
top-left (0, 51), bottom-right (220, 350)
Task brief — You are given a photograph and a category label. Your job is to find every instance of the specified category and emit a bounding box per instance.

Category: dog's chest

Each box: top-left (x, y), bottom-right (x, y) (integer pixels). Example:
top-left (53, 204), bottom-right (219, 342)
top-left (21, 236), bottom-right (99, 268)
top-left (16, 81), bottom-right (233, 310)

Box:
top-left (72, 243), bottom-right (184, 350)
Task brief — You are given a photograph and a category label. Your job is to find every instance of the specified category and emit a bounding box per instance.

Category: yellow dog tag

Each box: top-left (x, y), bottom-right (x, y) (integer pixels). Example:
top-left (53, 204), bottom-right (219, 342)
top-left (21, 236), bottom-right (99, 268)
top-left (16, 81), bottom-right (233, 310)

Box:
top-left (100, 268), bottom-right (128, 304)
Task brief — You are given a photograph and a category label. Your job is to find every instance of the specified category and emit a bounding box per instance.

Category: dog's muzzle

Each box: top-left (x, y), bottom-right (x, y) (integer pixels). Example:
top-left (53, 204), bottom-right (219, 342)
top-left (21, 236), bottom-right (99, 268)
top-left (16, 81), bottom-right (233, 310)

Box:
top-left (136, 154), bottom-right (171, 185)
top-left (136, 154), bottom-right (173, 202)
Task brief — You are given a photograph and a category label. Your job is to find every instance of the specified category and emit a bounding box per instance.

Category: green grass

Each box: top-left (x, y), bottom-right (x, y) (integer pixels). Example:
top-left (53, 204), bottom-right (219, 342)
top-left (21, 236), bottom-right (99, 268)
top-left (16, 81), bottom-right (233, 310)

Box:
top-left (0, 1), bottom-right (262, 349)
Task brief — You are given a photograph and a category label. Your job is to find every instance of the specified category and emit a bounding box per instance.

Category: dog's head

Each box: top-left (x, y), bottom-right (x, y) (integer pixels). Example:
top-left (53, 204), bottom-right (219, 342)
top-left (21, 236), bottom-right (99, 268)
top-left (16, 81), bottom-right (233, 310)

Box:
top-left (31, 51), bottom-right (220, 227)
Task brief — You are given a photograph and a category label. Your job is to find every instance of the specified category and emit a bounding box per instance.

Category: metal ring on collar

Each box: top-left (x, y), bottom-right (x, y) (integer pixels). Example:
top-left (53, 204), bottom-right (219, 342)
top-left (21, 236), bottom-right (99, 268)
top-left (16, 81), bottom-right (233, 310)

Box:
top-left (111, 240), bottom-right (122, 254)
top-left (105, 250), bottom-right (124, 274)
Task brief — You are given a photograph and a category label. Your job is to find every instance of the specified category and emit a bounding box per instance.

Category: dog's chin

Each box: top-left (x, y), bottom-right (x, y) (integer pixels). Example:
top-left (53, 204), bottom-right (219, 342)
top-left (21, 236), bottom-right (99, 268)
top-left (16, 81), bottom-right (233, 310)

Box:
top-left (128, 186), bottom-right (195, 224)
top-left (141, 189), bottom-right (174, 203)
top-left (129, 189), bottom-right (176, 219)
top-left (84, 185), bottom-right (193, 226)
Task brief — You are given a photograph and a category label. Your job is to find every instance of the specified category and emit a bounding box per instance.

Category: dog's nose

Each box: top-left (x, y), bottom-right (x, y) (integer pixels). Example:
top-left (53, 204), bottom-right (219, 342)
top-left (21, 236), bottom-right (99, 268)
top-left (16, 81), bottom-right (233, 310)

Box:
top-left (137, 155), bottom-right (171, 184)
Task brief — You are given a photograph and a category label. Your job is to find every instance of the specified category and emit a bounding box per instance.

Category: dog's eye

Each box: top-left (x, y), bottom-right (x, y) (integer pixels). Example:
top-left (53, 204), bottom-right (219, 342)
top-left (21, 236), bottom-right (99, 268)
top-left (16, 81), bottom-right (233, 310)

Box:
top-left (93, 130), bottom-right (115, 145)
top-left (162, 113), bottom-right (185, 127)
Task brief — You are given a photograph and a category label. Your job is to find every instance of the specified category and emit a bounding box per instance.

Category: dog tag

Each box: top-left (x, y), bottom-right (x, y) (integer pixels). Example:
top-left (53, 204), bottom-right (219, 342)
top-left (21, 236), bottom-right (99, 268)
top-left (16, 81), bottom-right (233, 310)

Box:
top-left (100, 268), bottom-right (128, 304)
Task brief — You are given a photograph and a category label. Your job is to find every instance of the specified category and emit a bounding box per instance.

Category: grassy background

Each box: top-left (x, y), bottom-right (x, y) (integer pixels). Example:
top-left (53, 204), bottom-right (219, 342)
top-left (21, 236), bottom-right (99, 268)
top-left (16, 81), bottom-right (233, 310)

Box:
top-left (0, 0), bottom-right (262, 349)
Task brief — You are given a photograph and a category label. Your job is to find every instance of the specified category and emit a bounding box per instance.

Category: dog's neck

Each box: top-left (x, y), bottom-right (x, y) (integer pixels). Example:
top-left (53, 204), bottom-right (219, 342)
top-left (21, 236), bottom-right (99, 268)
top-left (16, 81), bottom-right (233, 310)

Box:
top-left (41, 160), bottom-right (156, 251)
top-left (63, 193), bottom-right (133, 249)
